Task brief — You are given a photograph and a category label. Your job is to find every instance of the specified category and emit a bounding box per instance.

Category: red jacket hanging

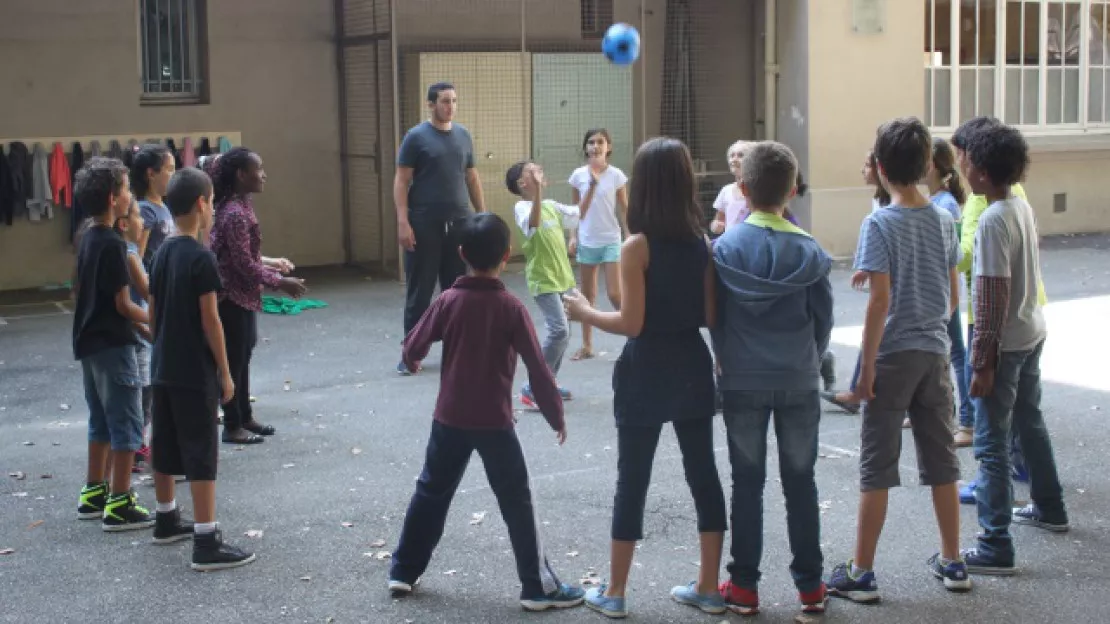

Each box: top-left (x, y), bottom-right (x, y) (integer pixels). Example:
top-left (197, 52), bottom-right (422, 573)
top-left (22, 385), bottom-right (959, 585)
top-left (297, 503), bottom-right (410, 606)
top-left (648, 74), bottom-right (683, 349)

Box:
top-left (49, 142), bottom-right (72, 208)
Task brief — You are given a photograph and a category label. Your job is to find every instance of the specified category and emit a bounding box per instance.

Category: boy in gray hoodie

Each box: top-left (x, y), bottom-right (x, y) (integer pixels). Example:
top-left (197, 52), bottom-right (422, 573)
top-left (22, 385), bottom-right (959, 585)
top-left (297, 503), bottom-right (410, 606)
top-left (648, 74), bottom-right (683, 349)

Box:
top-left (711, 142), bottom-right (834, 617)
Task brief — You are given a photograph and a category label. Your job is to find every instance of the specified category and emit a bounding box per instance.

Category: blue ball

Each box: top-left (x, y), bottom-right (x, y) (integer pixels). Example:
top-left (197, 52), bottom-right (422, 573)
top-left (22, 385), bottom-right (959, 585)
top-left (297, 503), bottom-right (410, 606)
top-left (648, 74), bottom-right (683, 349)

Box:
top-left (602, 23), bottom-right (641, 66)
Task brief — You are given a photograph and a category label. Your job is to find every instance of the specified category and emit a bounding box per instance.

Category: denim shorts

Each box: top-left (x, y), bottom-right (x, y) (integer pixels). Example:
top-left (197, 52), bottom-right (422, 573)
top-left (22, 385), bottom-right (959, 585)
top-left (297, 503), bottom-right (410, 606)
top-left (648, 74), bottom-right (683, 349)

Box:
top-left (81, 345), bottom-right (144, 452)
top-left (576, 243), bottom-right (621, 265)
top-left (135, 339), bottom-right (151, 387)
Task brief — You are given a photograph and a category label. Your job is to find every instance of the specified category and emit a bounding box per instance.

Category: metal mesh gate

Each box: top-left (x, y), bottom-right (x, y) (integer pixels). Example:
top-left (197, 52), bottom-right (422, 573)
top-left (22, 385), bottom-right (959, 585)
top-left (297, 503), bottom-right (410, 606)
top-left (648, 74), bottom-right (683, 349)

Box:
top-left (336, 0), bottom-right (395, 271)
top-left (338, 0), bottom-right (768, 274)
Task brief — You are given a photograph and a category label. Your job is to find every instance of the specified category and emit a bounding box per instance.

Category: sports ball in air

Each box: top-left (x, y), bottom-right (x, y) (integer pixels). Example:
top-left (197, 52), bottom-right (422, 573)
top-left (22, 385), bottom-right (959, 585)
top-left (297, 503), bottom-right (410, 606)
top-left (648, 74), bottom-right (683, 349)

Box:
top-left (602, 23), bottom-right (641, 66)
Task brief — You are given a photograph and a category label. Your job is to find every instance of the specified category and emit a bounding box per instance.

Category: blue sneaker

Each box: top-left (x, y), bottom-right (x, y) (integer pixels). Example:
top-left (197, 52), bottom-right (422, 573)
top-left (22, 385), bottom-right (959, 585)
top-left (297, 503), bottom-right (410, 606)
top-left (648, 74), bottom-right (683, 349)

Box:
top-left (827, 560), bottom-right (880, 604)
top-left (520, 583), bottom-right (585, 611)
top-left (584, 585), bottom-right (627, 619)
top-left (396, 361), bottom-right (412, 376)
top-left (1011, 458), bottom-right (1030, 483)
top-left (670, 582), bottom-right (726, 614)
top-left (521, 385), bottom-right (572, 408)
top-left (927, 553), bottom-right (972, 592)
top-left (959, 480), bottom-right (977, 505)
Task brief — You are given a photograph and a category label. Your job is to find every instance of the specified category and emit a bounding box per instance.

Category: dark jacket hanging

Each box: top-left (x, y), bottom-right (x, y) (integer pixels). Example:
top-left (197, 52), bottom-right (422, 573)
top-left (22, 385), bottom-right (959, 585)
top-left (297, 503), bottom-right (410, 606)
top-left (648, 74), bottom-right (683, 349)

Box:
top-left (165, 138), bottom-right (183, 169)
top-left (197, 137), bottom-right (213, 157)
top-left (6, 142), bottom-right (31, 220)
top-left (0, 147), bottom-right (14, 225)
top-left (70, 142), bottom-right (86, 241)
top-left (106, 140), bottom-right (124, 160)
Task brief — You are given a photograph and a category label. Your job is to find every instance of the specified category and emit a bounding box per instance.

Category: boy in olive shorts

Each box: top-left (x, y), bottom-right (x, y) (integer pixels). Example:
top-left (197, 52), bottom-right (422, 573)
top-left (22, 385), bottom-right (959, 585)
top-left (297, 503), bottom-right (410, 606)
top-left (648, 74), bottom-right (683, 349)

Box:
top-left (827, 118), bottom-right (970, 603)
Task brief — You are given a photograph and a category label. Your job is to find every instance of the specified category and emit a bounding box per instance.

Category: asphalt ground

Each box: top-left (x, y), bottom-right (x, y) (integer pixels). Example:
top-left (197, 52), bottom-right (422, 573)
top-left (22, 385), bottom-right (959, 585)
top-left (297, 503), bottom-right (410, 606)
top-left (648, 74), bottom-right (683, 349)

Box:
top-left (1, 233), bottom-right (1108, 623)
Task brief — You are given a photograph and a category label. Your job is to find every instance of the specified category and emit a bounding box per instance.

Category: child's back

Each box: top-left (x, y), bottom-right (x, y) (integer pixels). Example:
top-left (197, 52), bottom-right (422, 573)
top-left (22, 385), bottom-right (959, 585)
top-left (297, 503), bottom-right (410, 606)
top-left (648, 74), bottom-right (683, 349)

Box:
top-left (857, 204), bottom-right (959, 355)
top-left (404, 276), bottom-right (563, 429)
top-left (713, 213), bottom-right (832, 391)
top-left (149, 236), bottom-right (222, 395)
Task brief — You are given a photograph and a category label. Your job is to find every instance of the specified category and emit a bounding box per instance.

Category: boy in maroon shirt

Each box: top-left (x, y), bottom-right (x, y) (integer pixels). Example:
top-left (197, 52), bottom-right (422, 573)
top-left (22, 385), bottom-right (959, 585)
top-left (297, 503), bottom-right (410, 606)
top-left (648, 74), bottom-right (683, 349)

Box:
top-left (389, 213), bottom-right (585, 612)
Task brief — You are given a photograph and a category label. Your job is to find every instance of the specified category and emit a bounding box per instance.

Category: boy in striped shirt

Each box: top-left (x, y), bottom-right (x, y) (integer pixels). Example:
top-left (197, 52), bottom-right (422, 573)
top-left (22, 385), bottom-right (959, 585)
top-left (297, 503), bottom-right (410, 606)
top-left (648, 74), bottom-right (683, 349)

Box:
top-left (827, 118), bottom-right (970, 603)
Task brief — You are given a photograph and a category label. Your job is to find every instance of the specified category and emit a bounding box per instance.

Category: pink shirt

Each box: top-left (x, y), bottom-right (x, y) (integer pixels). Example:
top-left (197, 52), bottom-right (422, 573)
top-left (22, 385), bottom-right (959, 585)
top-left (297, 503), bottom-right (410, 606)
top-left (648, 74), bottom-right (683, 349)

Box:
top-left (714, 183), bottom-right (749, 231)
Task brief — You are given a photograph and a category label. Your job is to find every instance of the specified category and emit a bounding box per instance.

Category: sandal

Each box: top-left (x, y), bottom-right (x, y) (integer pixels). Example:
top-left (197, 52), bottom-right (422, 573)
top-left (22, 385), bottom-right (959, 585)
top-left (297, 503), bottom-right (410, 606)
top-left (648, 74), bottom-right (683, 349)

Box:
top-left (570, 346), bottom-right (595, 361)
top-left (243, 421), bottom-right (276, 436)
top-left (820, 391), bottom-right (861, 415)
top-left (222, 430), bottom-right (265, 445)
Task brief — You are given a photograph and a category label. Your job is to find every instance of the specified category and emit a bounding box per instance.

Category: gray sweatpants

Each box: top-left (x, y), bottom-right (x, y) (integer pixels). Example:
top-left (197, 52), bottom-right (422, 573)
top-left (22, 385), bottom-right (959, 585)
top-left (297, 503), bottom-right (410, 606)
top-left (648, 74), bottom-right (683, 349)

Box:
top-left (534, 291), bottom-right (571, 379)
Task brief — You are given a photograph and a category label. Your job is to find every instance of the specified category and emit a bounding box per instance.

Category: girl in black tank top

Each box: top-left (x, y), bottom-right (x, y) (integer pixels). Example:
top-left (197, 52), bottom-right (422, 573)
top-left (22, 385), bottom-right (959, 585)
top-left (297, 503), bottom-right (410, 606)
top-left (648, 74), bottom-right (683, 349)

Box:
top-left (564, 138), bottom-right (727, 617)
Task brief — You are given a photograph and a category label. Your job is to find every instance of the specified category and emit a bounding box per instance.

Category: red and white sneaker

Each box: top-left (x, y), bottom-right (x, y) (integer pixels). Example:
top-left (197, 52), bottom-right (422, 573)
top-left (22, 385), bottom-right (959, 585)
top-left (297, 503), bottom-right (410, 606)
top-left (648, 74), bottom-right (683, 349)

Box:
top-left (718, 580), bottom-right (759, 616)
top-left (800, 582), bottom-right (829, 614)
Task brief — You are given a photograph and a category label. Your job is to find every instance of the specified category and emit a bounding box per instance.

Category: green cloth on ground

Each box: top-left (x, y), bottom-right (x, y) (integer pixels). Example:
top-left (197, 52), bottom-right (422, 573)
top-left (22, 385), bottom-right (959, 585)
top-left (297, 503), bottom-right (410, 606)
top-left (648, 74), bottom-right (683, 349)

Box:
top-left (261, 296), bottom-right (328, 316)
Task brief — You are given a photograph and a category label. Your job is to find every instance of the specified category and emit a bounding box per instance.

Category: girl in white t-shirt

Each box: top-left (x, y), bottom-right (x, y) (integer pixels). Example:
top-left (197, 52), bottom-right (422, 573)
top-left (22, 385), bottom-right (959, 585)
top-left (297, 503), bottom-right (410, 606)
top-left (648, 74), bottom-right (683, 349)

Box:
top-left (567, 128), bottom-right (628, 360)
top-left (710, 140), bottom-right (751, 235)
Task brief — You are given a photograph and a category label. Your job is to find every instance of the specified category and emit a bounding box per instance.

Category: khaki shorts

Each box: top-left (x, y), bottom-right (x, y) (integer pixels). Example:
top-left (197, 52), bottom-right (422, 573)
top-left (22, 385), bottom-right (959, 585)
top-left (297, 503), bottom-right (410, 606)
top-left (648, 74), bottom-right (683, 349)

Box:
top-left (859, 350), bottom-right (960, 491)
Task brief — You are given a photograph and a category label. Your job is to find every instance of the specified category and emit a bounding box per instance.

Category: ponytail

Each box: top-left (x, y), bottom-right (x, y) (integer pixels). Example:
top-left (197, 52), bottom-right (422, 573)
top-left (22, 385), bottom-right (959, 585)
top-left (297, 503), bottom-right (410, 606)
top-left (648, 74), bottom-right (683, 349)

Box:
top-left (942, 167), bottom-right (967, 206)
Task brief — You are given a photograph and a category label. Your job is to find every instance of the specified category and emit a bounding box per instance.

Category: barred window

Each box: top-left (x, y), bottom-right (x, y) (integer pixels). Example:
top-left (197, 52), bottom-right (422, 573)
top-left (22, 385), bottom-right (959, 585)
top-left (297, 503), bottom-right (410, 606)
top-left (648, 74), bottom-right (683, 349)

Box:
top-left (139, 0), bottom-right (208, 104)
top-left (926, 0), bottom-right (1110, 133)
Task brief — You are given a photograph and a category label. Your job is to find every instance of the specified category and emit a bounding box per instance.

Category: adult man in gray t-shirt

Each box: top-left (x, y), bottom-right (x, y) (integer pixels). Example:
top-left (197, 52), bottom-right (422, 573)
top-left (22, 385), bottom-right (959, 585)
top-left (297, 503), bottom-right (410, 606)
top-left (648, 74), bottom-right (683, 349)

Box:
top-left (393, 82), bottom-right (486, 374)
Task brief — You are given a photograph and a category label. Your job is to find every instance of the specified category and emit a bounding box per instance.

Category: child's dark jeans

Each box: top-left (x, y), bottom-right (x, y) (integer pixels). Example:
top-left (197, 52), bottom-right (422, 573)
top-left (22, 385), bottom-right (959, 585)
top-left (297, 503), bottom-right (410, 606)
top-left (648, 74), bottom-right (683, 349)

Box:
top-left (722, 390), bottom-right (823, 593)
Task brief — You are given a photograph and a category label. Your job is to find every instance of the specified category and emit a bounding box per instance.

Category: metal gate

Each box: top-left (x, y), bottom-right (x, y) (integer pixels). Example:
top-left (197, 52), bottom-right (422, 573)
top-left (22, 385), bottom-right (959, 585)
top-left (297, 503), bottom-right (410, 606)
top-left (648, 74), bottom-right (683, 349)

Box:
top-left (335, 0), bottom-right (396, 272)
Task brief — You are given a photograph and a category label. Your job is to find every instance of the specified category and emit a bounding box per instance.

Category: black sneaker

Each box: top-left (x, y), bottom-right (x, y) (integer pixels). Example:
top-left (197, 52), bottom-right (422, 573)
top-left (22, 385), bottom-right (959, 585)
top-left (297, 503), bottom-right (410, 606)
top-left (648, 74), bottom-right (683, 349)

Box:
top-left (101, 491), bottom-right (155, 532)
top-left (1013, 503), bottom-right (1070, 533)
top-left (77, 482), bottom-right (108, 520)
top-left (192, 530), bottom-right (257, 572)
top-left (961, 547), bottom-right (1016, 576)
top-left (152, 508), bottom-right (195, 544)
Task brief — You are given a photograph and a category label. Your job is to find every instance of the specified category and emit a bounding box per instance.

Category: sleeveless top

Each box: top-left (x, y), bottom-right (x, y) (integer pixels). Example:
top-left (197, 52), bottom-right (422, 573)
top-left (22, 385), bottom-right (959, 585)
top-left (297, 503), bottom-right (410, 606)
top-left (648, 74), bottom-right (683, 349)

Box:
top-left (612, 237), bottom-right (716, 426)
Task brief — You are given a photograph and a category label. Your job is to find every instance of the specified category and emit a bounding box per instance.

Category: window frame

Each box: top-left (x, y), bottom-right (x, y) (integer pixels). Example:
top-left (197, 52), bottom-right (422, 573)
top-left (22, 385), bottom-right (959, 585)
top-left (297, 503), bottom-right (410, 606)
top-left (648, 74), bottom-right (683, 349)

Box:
top-left (137, 0), bottom-right (209, 106)
top-left (926, 0), bottom-right (1110, 137)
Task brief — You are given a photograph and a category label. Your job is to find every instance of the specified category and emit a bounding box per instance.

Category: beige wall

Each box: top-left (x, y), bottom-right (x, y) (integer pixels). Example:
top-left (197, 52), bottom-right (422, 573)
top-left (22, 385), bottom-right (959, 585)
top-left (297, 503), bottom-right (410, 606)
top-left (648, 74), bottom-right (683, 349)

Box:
top-left (804, 0), bottom-right (927, 257)
top-left (0, 0), bottom-right (341, 291)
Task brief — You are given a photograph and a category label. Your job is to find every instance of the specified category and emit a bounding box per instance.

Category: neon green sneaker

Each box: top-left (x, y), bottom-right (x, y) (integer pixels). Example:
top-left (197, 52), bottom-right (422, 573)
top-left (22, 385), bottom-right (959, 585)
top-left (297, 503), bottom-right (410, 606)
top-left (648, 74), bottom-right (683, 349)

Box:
top-left (77, 482), bottom-right (108, 520)
top-left (101, 490), bottom-right (155, 532)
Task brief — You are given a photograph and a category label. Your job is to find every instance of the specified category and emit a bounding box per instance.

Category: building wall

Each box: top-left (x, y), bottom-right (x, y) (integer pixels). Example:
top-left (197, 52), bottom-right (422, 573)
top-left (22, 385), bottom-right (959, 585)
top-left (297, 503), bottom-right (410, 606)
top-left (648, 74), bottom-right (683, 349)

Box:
top-left (800, 0), bottom-right (1109, 257)
top-left (803, 0), bottom-right (927, 257)
top-left (0, 0), bottom-right (341, 292)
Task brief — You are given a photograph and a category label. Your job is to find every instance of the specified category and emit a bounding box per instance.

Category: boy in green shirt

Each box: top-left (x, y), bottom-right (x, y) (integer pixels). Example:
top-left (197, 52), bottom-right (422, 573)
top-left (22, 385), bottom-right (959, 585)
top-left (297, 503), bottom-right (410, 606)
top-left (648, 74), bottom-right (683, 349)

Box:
top-left (506, 161), bottom-right (580, 407)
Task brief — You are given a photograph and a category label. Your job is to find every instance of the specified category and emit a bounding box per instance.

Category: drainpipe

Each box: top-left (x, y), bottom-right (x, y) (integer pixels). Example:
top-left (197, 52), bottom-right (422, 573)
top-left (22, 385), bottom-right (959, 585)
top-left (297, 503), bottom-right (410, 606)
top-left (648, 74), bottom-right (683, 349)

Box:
top-left (764, 0), bottom-right (777, 141)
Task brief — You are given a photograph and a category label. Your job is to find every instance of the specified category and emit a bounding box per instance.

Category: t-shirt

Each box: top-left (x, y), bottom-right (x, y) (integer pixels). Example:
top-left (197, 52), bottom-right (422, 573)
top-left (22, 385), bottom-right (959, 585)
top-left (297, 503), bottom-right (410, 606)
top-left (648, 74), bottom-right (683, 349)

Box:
top-left (713, 183), bottom-right (749, 231)
top-left (125, 241), bottom-right (149, 309)
top-left (397, 121), bottom-right (475, 220)
top-left (854, 203), bottom-right (961, 356)
top-left (149, 236), bottom-right (223, 395)
top-left (568, 165), bottom-right (628, 247)
top-left (73, 225), bottom-right (136, 359)
top-left (139, 199), bottom-right (175, 268)
top-left (931, 190), bottom-right (962, 223)
top-left (513, 199), bottom-right (579, 296)
top-left (973, 196), bottom-right (1047, 352)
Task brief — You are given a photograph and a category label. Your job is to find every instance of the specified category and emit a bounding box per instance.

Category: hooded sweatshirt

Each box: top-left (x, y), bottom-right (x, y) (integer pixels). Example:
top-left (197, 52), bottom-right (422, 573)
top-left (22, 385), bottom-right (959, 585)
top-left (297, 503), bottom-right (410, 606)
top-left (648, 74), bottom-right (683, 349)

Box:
top-left (712, 211), bottom-right (834, 392)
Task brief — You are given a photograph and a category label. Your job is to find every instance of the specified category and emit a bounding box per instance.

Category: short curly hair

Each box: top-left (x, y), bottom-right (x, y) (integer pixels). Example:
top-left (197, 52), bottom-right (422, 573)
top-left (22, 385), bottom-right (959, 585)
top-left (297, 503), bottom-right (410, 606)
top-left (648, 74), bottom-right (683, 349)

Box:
top-left (75, 157), bottom-right (129, 217)
top-left (965, 123), bottom-right (1029, 188)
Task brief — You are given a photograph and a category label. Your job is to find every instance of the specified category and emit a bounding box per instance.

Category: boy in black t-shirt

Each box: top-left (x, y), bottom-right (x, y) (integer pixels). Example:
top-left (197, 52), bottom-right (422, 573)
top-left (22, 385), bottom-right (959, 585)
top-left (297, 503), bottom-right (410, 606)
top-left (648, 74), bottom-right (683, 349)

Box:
top-left (148, 167), bottom-right (255, 571)
top-left (72, 158), bottom-right (153, 531)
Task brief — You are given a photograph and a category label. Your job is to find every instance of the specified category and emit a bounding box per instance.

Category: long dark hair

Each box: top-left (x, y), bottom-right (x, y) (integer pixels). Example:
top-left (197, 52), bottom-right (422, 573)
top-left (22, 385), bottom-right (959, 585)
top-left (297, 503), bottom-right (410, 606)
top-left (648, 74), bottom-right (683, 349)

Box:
top-left (932, 137), bottom-right (967, 205)
top-left (626, 137), bottom-right (702, 241)
top-left (130, 144), bottom-right (171, 199)
top-left (211, 147), bottom-right (255, 207)
top-left (868, 151), bottom-right (892, 207)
